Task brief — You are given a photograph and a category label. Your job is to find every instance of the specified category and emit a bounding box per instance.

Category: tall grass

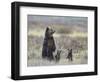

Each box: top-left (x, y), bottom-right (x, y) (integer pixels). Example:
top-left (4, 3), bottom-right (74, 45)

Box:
top-left (27, 27), bottom-right (88, 66)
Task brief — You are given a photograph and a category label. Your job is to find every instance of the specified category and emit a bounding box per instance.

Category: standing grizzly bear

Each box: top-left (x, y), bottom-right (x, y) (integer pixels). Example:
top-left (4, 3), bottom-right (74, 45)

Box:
top-left (42, 27), bottom-right (56, 61)
top-left (66, 49), bottom-right (73, 61)
top-left (55, 50), bottom-right (62, 62)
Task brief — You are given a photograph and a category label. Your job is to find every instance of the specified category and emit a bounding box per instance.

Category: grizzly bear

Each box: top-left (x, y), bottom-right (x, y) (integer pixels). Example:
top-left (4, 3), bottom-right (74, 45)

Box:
top-left (55, 50), bottom-right (62, 62)
top-left (42, 27), bottom-right (56, 61)
top-left (66, 49), bottom-right (73, 61)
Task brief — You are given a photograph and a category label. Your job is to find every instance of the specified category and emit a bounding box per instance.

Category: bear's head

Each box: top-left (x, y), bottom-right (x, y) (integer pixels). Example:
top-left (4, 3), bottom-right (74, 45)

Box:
top-left (45, 27), bottom-right (55, 38)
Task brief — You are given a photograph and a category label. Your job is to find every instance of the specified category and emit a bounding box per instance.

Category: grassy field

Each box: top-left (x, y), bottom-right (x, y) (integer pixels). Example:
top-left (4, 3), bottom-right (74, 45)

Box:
top-left (27, 24), bottom-right (88, 66)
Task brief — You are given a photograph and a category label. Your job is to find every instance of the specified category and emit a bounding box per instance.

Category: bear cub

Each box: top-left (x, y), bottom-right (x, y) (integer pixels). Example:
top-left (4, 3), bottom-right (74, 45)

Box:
top-left (66, 49), bottom-right (73, 61)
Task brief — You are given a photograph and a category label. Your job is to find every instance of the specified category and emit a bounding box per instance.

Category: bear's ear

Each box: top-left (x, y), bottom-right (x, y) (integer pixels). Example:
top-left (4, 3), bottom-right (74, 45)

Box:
top-left (47, 27), bottom-right (49, 30)
top-left (46, 27), bottom-right (49, 32)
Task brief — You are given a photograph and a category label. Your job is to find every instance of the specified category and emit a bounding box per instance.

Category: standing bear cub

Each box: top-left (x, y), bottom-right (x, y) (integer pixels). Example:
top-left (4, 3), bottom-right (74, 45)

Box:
top-left (42, 27), bottom-right (56, 61)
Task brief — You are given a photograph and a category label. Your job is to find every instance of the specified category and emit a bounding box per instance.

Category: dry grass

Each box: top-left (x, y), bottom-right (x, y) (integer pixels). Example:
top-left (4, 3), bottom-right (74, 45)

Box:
top-left (27, 27), bottom-right (88, 66)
